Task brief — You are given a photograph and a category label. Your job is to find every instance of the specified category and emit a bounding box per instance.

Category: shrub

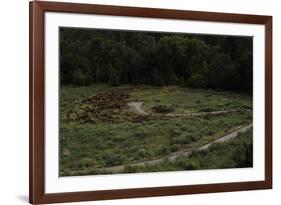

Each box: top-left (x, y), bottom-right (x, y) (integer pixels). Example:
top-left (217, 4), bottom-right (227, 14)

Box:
top-left (187, 73), bottom-right (208, 89)
top-left (134, 131), bottom-right (146, 140)
top-left (103, 152), bottom-right (125, 167)
top-left (72, 69), bottom-right (91, 86)
top-left (157, 145), bottom-right (170, 155)
top-left (136, 148), bottom-right (151, 158)
top-left (110, 75), bottom-right (120, 86)
top-left (170, 144), bottom-right (180, 152)
top-left (152, 105), bottom-right (175, 113)
top-left (198, 107), bottom-right (216, 112)
top-left (124, 165), bottom-right (137, 173)
top-left (170, 134), bottom-right (193, 145)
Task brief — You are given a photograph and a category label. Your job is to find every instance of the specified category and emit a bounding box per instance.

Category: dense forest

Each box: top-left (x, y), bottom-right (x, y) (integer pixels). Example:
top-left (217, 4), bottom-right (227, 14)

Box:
top-left (60, 28), bottom-right (253, 94)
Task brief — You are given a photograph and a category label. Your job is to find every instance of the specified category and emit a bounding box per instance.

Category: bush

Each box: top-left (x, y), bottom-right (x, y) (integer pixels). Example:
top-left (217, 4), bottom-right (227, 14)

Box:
top-left (134, 131), bottom-right (147, 140)
top-left (157, 145), bottom-right (170, 155)
top-left (170, 144), bottom-right (180, 152)
top-left (188, 73), bottom-right (208, 89)
top-left (124, 165), bottom-right (137, 173)
top-left (110, 75), bottom-right (120, 86)
top-left (103, 152), bottom-right (125, 167)
top-left (170, 134), bottom-right (193, 145)
top-left (72, 69), bottom-right (91, 86)
top-left (152, 105), bottom-right (175, 113)
top-left (198, 107), bottom-right (216, 112)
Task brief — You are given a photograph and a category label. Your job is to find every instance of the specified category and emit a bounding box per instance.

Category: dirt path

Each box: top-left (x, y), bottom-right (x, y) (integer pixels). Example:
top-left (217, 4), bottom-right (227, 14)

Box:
top-left (100, 124), bottom-right (252, 173)
top-left (127, 101), bottom-right (241, 117)
top-left (166, 109), bottom-right (240, 117)
top-left (127, 102), bottom-right (149, 115)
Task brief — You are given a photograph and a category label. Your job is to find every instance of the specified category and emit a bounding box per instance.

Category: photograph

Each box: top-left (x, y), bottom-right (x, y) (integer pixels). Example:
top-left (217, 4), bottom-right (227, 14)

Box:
top-left (29, 1), bottom-right (272, 203)
top-left (59, 28), bottom-right (253, 176)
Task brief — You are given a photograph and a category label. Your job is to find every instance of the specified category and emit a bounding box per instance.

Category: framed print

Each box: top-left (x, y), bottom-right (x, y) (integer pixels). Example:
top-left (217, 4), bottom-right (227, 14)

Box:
top-left (29, 1), bottom-right (272, 204)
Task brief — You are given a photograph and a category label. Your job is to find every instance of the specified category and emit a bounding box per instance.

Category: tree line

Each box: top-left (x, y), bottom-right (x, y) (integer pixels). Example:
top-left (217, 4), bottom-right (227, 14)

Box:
top-left (60, 28), bottom-right (253, 94)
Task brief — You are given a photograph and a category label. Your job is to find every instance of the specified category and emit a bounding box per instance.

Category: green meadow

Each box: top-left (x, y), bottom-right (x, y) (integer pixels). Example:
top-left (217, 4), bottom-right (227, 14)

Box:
top-left (59, 84), bottom-right (252, 176)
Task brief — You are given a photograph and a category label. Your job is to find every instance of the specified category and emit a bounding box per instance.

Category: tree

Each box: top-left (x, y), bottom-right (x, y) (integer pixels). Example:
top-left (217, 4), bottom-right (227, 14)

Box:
top-left (60, 27), bottom-right (253, 94)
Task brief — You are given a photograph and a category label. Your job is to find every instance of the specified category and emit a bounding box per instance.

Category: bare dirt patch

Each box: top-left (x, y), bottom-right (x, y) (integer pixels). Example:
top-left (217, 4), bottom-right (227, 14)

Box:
top-left (67, 89), bottom-right (149, 123)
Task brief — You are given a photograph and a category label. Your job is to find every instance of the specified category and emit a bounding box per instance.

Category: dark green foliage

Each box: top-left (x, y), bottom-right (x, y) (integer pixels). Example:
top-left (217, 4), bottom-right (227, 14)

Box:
top-left (72, 69), bottom-right (91, 86)
top-left (188, 73), bottom-right (208, 89)
top-left (60, 28), bottom-right (253, 93)
top-left (151, 105), bottom-right (175, 113)
top-left (102, 152), bottom-right (125, 167)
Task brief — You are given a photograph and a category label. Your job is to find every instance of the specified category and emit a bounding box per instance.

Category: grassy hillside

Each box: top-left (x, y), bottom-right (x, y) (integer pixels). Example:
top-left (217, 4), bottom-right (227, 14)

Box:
top-left (59, 84), bottom-right (252, 176)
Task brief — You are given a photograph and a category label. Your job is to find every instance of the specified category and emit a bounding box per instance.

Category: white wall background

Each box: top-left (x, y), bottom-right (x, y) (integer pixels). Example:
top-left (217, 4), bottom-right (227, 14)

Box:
top-left (0, 0), bottom-right (279, 204)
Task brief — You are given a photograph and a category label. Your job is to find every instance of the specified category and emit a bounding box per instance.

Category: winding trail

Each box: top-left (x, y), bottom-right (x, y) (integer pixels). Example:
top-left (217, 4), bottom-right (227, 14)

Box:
top-left (127, 101), bottom-right (241, 117)
top-left (99, 123), bottom-right (252, 173)
top-left (166, 109), bottom-right (240, 117)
